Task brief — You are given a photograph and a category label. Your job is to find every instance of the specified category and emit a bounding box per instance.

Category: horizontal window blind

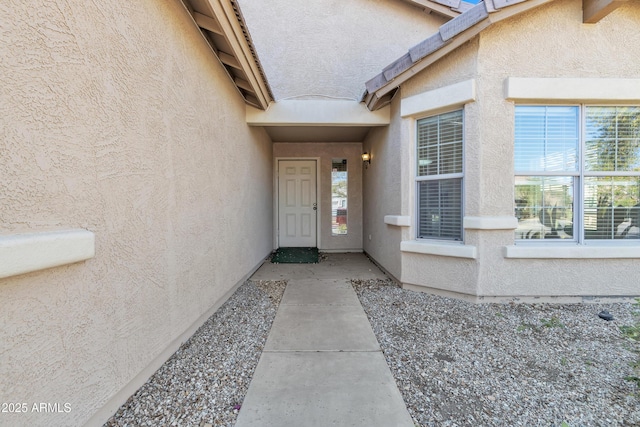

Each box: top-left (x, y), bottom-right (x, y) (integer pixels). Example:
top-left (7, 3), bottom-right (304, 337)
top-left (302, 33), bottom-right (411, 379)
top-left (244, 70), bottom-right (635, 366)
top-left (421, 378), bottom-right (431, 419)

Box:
top-left (514, 176), bottom-right (574, 240)
top-left (584, 176), bottom-right (640, 239)
top-left (515, 106), bottom-right (577, 241)
top-left (515, 105), bottom-right (640, 242)
top-left (585, 106), bottom-right (640, 172)
top-left (417, 110), bottom-right (463, 176)
top-left (418, 179), bottom-right (462, 240)
top-left (514, 106), bottom-right (578, 172)
top-left (416, 110), bottom-right (464, 241)
top-left (416, 110), bottom-right (463, 240)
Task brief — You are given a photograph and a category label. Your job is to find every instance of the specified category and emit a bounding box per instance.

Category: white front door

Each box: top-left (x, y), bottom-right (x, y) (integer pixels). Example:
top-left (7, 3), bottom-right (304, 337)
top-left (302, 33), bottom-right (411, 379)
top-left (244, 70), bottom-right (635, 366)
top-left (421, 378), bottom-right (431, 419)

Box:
top-left (278, 160), bottom-right (317, 247)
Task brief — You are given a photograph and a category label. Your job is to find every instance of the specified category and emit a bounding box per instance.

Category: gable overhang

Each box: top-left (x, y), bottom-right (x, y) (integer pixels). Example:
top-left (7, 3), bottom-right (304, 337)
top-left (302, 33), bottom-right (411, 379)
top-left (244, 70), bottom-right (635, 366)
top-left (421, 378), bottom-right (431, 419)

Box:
top-left (179, 0), bottom-right (273, 110)
top-left (246, 100), bottom-right (390, 142)
top-left (363, 0), bottom-right (557, 111)
top-left (583, 0), bottom-right (629, 23)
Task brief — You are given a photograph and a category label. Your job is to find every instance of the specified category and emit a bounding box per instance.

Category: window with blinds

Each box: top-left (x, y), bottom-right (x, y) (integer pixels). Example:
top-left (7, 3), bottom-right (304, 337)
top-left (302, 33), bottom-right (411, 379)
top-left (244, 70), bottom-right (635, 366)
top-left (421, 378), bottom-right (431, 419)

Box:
top-left (416, 110), bottom-right (463, 241)
top-left (514, 105), bottom-right (640, 242)
top-left (584, 106), bottom-right (640, 240)
top-left (514, 106), bottom-right (577, 240)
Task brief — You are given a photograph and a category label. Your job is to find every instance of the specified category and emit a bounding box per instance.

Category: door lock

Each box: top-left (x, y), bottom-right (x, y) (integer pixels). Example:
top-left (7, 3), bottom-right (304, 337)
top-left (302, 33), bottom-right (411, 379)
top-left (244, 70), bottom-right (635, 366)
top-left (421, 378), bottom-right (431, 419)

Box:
top-left (313, 203), bottom-right (317, 211)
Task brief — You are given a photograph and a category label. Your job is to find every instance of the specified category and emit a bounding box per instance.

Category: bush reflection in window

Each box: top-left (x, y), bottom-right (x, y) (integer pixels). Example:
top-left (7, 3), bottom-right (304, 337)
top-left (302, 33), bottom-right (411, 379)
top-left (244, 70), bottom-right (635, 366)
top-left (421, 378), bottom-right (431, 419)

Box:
top-left (514, 105), bottom-right (640, 241)
top-left (332, 159), bottom-right (347, 235)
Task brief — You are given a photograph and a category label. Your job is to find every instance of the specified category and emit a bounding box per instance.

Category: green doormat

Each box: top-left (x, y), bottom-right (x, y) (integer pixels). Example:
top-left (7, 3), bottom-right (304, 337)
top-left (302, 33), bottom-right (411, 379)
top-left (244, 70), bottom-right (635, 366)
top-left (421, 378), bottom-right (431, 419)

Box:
top-left (271, 247), bottom-right (319, 264)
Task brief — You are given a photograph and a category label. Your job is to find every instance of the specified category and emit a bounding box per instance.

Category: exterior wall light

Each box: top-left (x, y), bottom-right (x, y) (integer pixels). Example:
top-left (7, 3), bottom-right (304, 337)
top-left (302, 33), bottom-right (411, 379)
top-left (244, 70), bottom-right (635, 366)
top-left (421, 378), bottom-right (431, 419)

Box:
top-left (362, 152), bottom-right (371, 168)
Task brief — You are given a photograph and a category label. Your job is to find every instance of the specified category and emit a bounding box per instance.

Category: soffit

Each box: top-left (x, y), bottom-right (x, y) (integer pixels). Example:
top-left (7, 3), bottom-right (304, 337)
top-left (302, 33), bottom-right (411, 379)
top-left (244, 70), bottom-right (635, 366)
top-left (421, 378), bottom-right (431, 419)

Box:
top-left (263, 126), bottom-right (373, 143)
top-left (363, 0), bottom-right (629, 111)
top-left (179, 0), bottom-right (273, 109)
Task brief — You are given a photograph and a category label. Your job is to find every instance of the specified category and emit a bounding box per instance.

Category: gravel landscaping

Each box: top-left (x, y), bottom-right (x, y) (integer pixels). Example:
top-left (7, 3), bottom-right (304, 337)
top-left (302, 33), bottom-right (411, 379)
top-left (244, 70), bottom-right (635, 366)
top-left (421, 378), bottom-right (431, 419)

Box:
top-left (104, 280), bottom-right (286, 427)
top-left (105, 275), bottom-right (639, 427)
top-left (353, 278), bottom-right (640, 427)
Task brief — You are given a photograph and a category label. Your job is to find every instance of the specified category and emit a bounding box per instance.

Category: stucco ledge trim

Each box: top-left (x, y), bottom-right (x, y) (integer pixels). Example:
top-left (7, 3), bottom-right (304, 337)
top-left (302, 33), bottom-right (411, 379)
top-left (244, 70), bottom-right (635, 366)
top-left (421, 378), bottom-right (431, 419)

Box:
top-left (503, 245), bottom-right (640, 259)
top-left (464, 216), bottom-right (518, 230)
top-left (384, 215), bottom-right (411, 227)
top-left (401, 240), bottom-right (477, 259)
top-left (401, 79), bottom-right (476, 118)
top-left (0, 229), bottom-right (95, 279)
top-left (505, 77), bottom-right (640, 102)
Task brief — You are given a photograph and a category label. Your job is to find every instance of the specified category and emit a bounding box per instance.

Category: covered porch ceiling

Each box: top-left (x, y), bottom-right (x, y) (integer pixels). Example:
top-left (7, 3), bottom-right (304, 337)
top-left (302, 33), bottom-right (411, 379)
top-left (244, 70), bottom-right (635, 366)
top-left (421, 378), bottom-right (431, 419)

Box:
top-left (260, 126), bottom-right (374, 143)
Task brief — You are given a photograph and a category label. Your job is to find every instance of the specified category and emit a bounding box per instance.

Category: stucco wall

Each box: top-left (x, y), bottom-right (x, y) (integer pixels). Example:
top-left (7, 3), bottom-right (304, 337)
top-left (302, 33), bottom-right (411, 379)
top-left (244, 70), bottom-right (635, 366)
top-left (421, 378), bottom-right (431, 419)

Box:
top-left (474, 0), bottom-right (640, 297)
top-left (392, 38), bottom-right (484, 293)
top-left (273, 143), bottom-right (363, 251)
top-left (238, 0), bottom-right (447, 101)
top-left (0, 1), bottom-right (273, 425)
top-left (362, 95), bottom-right (407, 280)
top-left (394, 0), bottom-right (640, 299)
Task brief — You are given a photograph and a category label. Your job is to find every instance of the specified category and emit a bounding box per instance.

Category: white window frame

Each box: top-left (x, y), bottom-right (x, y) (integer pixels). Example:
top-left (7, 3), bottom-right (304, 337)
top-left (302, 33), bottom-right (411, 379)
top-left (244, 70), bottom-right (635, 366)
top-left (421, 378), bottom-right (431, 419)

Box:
top-left (415, 109), bottom-right (465, 242)
top-left (514, 103), bottom-right (640, 246)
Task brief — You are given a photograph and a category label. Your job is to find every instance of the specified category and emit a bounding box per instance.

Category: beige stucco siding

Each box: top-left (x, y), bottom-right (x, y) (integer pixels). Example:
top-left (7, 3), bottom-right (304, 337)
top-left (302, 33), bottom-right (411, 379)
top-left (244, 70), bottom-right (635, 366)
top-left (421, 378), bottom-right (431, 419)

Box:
top-left (273, 143), bottom-right (363, 251)
top-left (238, 0), bottom-right (447, 101)
top-left (472, 0), bottom-right (640, 219)
top-left (473, 0), bottom-right (640, 298)
top-left (0, 1), bottom-right (273, 425)
top-left (363, 95), bottom-right (407, 280)
top-left (400, 38), bottom-right (484, 216)
top-left (382, 0), bottom-right (640, 299)
top-left (479, 0), bottom-right (640, 80)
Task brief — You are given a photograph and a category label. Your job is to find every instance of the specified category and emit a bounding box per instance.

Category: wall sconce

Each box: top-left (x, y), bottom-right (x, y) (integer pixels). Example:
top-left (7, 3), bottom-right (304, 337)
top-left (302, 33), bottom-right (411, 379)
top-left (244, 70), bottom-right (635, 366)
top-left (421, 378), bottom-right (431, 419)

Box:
top-left (362, 152), bottom-right (371, 168)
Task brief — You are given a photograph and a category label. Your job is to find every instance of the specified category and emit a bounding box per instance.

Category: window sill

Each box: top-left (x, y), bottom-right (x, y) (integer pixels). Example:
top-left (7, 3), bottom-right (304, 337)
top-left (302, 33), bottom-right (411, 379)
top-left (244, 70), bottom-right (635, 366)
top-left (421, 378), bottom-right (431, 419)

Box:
top-left (401, 240), bottom-right (477, 259)
top-left (0, 229), bottom-right (95, 279)
top-left (464, 216), bottom-right (518, 230)
top-left (504, 244), bottom-right (640, 259)
top-left (384, 215), bottom-right (411, 227)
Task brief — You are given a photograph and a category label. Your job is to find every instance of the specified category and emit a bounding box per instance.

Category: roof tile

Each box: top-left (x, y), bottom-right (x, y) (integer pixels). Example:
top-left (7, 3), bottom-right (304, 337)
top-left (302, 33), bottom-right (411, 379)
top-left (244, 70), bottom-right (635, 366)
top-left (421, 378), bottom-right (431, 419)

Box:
top-left (409, 32), bottom-right (451, 63)
top-left (439, 2), bottom-right (489, 41)
top-left (383, 53), bottom-right (415, 82)
top-left (365, 72), bottom-right (390, 94)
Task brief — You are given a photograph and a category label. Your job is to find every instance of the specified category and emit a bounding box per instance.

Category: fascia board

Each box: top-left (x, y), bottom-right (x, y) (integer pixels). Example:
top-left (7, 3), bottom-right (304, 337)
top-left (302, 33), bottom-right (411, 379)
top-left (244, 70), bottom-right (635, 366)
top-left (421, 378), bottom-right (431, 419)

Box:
top-left (246, 100), bottom-right (391, 126)
top-left (205, 0), bottom-right (272, 109)
top-left (366, 0), bottom-right (555, 110)
top-left (370, 20), bottom-right (489, 101)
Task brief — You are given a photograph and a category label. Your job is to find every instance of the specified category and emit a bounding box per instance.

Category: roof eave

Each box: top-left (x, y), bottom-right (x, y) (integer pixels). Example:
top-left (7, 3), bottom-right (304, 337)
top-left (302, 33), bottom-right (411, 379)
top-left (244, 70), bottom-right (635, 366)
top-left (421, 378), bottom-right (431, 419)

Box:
top-left (583, 0), bottom-right (629, 23)
top-left (180, 0), bottom-right (274, 110)
top-left (364, 0), bottom-right (555, 111)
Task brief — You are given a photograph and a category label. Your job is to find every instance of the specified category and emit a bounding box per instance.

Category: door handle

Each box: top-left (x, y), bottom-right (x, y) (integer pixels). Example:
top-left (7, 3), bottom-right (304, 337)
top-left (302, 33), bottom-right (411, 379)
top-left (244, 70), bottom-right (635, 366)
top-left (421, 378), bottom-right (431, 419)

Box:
top-left (313, 203), bottom-right (317, 211)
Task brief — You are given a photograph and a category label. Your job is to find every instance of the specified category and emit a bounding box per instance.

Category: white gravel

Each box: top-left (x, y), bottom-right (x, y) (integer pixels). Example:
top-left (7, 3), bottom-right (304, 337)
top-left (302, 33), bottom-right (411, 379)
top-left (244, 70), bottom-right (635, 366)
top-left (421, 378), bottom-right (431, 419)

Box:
top-left (104, 279), bottom-right (286, 427)
top-left (352, 278), bottom-right (640, 427)
top-left (104, 276), bottom-right (639, 427)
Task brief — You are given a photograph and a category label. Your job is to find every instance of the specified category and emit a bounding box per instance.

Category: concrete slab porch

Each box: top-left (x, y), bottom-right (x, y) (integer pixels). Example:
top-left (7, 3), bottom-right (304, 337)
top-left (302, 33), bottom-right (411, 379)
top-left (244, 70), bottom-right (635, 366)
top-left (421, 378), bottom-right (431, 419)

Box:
top-left (235, 253), bottom-right (414, 427)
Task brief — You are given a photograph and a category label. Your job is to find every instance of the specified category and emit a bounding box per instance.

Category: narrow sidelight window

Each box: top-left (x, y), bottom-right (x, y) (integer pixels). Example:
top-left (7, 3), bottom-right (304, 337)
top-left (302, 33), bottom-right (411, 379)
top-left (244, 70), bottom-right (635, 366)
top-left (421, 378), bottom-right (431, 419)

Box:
top-left (332, 159), bottom-right (348, 235)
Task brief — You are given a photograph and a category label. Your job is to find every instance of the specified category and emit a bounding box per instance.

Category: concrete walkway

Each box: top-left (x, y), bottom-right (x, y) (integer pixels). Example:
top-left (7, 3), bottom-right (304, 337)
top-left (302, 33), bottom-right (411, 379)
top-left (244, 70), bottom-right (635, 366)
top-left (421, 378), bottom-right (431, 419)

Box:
top-left (235, 253), bottom-right (414, 427)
